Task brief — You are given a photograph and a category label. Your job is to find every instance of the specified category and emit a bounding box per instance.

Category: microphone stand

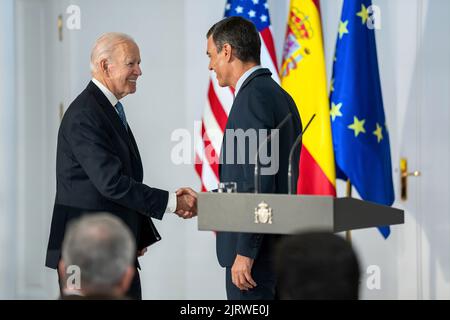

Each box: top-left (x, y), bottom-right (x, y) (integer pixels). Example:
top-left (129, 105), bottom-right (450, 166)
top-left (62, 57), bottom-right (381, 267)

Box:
top-left (254, 113), bottom-right (292, 194)
top-left (288, 114), bottom-right (316, 195)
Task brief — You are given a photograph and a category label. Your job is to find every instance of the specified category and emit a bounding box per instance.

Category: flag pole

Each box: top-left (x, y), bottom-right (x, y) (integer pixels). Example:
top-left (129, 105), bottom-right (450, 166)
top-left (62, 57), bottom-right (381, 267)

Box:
top-left (346, 180), bottom-right (352, 244)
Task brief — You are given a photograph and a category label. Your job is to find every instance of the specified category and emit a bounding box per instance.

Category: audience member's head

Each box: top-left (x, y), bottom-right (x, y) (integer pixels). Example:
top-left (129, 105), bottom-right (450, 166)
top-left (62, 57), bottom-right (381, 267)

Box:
top-left (59, 213), bottom-right (136, 299)
top-left (275, 231), bottom-right (360, 300)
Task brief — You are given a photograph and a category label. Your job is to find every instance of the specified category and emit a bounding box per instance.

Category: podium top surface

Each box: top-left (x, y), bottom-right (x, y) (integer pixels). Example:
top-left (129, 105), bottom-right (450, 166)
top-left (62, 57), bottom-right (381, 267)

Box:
top-left (198, 193), bottom-right (404, 234)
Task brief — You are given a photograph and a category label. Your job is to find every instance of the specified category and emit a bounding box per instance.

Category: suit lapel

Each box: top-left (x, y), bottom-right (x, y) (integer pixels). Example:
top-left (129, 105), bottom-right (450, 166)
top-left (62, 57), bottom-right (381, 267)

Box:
top-left (219, 69), bottom-right (272, 179)
top-left (237, 68), bottom-right (272, 98)
top-left (87, 81), bottom-right (139, 159)
top-left (128, 127), bottom-right (144, 180)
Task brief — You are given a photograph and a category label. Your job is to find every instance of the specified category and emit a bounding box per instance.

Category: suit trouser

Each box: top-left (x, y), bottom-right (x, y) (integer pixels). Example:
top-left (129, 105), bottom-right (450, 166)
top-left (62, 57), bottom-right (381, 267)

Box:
top-left (225, 261), bottom-right (276, 300)
top-left (126, 268), bottom-right (142, 300)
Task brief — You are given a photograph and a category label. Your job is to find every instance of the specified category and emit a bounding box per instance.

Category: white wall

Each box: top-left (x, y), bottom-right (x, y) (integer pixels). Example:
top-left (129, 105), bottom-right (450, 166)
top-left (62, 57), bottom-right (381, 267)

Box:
top-left (2, 0), bottom-right (450, 300)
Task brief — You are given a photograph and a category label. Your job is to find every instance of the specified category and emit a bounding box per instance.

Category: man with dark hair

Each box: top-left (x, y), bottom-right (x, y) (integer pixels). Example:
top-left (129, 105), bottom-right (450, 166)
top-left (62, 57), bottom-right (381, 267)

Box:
top-left (275, 231), bottom-right (361, 300)
top-left (206, 16), bottom-right (261, 67)
top-left (206, 17), bottom-right (302, 300)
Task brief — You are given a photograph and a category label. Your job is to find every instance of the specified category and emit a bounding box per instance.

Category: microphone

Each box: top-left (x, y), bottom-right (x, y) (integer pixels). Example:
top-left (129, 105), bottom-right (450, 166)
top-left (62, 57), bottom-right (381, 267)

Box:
top-left (254, 113), bottom-right (292, 194)
top-left (288, 114), bottom-right (316, 195)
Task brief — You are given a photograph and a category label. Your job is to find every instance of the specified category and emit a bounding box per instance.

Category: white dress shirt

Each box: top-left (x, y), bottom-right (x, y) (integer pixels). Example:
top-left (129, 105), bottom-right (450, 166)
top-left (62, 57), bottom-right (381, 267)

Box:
top-left (234, 65), bottom-right (262, 98)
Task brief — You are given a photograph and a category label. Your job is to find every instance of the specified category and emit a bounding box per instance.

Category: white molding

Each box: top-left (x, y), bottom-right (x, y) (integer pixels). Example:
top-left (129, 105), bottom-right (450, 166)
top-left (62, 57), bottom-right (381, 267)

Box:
top-left (15, 0), bottom-right (57, 299)
top-left (0, 0), bottom-right (17, 300)
top-left (415, 0), bottom-right (425, 300)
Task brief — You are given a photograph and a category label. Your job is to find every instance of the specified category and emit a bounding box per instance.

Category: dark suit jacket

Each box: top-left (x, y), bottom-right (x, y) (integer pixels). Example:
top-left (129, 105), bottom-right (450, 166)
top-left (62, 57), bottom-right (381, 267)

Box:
top-left (46, 81), bottom-right (168, 269)
top-left (217, 68), bottom-right (302, 268)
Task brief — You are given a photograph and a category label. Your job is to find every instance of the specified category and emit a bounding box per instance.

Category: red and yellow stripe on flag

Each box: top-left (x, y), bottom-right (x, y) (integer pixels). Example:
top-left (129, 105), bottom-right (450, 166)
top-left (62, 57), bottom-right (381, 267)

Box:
top-left (280, 0), bottom-right (336, 195)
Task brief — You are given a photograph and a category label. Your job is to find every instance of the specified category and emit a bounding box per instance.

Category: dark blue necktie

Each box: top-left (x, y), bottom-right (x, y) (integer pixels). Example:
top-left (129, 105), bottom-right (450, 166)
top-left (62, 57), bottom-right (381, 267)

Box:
top-left (115, 101), bottom-right (128, 131)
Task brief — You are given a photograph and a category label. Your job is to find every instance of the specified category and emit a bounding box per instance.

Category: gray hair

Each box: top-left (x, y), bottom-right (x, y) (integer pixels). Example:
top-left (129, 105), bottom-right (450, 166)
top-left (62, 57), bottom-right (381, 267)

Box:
top-left (62, 213), bottom-right (135, 290)
top-left (90, 32), bottom-right (136, 73)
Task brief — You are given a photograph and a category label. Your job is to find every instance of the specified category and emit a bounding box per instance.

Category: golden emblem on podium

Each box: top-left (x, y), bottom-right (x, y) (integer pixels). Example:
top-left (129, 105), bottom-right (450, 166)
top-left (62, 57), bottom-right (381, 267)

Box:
top-left (254, 201), bottom-right (273, 224)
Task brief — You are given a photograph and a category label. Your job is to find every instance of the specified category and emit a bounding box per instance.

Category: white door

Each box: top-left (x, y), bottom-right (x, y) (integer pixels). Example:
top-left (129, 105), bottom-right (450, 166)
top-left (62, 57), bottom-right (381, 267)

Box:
top-left (352, 0), bottom-right (450, 300)
top-left (412, 0), bottom-right (450, 299)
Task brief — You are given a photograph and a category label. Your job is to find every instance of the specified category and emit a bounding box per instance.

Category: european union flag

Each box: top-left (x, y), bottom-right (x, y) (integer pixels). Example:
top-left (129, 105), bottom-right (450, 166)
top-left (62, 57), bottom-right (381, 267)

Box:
top-left (329, 0), bottom-right (394, 238)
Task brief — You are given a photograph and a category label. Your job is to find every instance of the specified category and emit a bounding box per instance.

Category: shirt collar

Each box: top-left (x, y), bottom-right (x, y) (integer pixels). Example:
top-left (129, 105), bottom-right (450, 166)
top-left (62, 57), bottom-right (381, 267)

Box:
top-left (234, 65), bottom-right (262, 98)
top-left (92, 78), bottom-right (119, 107)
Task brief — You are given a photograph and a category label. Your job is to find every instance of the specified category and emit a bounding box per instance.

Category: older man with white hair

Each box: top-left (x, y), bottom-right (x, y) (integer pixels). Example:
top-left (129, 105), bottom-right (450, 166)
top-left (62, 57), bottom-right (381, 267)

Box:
top-left (46, 32), bottom-right (197, 299)
top-left (59, 213), bottom-right (136, 299)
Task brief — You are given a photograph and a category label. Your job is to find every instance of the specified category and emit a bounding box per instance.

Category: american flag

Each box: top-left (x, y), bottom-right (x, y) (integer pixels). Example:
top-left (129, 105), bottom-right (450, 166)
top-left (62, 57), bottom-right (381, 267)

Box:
top-left (195, 0), bottom-right (279, 191)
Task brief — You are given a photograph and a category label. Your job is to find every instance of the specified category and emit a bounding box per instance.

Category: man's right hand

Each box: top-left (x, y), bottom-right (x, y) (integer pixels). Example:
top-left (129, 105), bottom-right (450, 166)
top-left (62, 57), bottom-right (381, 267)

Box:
top-left (175, 187), bottom-right (197, 219)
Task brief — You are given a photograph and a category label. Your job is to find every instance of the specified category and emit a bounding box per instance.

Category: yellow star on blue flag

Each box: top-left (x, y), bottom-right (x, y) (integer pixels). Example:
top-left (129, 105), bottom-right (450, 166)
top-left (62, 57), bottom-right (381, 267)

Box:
top-left (329, 0), bottom-right (394, 239)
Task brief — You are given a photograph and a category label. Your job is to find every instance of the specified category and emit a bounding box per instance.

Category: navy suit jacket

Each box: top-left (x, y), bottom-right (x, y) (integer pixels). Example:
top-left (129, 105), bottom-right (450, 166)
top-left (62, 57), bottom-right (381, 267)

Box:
top-left (217, 68), bottom-right (302, 268)
top-left (46, 81), bottom-right (168, 269)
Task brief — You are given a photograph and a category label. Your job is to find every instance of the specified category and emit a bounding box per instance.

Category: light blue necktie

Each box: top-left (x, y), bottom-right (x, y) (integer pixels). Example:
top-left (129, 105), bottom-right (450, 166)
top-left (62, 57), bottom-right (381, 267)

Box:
top-left (115, 101), bottom-right (128, 131)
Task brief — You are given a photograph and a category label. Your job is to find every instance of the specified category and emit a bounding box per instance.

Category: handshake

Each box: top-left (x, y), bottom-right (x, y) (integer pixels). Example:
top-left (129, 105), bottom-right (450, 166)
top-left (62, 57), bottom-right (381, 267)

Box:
top-left (174, 187), bottom-right (198, 219)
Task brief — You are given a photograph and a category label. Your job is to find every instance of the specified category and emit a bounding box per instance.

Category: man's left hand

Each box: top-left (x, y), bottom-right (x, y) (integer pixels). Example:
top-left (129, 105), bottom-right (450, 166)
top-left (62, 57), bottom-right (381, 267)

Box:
top-left (231, 254), bottom-right (257, 290)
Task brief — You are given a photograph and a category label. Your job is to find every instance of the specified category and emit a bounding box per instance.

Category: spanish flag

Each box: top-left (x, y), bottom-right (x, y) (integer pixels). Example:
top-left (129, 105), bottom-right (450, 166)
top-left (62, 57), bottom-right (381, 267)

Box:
top-left (280, 0), bottom-right (336, 195)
